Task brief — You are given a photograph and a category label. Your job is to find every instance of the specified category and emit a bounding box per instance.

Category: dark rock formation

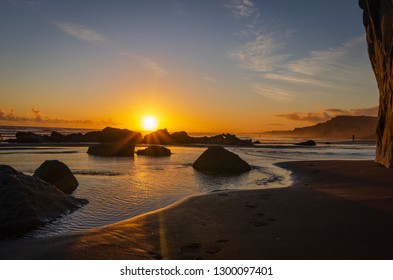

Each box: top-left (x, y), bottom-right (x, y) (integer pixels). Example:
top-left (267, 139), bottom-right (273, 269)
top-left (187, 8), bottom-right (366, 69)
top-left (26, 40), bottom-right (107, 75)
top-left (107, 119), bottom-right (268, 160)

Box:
top-left (360, 0), bottom-right (393, 167)
top-left (170, 131), bottom-right (194, 144)
top-left (143, 129), bottom-right (173, 144)
top-left (193, 146), bottom-right (251, 174)
top-left (99, 127), bottom-right (142, 143)
top-left (15, 131), bottom-right (45, 143)
top-left (87, 141), bottom-right (135, 157)
top-left (295, 140), bottom-right (316, 146)
top-left (136, 146), bottom-right (171, 157)
top-left (264, 116), bottom-right (377, 140)
top-left (34, 160), bottom-right (79, 194)
top-left (0, 165), bottom-right (87, 237)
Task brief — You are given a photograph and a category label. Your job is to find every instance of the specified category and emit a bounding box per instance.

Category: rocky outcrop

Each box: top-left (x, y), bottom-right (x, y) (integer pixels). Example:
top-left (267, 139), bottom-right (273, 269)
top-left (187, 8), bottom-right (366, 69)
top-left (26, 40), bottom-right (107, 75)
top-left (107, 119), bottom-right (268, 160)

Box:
top-left (193, 146), bottom-right (251, 174)
top-left (136, 146), bottom-right (171, 157)
top-left (143, 129), bottom-right (173, 145)
top-left (15, 131), bottom-right (45, 143)
top-left (87, 141), bottom-right (135, 157)
top-left (295, 140), bottom-right (316, 146)
top-left (0, 165), bottom-right (87, 237)
top-left (98, 127), bottom-right (142, 143)
top-left (264, 116), bottom-right (377, 140)
top-left (34, 160), bottom-right (79, 194)
top-left (360, 0), bottom-right (393, 167)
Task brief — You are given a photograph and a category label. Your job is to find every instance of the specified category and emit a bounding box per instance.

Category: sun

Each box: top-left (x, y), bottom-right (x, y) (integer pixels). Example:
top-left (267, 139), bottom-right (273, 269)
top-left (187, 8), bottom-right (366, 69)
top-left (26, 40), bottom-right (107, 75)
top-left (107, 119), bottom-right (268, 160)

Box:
top-left (141, 115), bottom-right (158, 131)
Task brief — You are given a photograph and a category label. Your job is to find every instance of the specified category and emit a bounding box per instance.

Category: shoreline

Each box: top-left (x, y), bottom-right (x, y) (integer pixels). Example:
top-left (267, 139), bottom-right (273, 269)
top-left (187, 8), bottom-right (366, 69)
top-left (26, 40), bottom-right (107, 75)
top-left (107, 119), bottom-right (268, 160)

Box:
top-left (1, 160), bottom-right (393, 259)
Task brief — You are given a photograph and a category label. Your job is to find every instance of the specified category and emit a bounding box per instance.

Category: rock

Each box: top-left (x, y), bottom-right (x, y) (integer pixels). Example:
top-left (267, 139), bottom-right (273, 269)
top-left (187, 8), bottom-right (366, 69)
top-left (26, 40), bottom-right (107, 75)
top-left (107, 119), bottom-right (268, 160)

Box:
top-left (253, 140), bottom-right (262, 144)
top-left (50, 131), bottom-right (66, 142)
top-left (143, 129), bottom-right (173, 144)
top-left (295, 140), bottom-right (316, 146)
top-left (0, 165), bottom-right (87, 237)
top-left (34, 160), bottom-right (79, 194)
top-left (83, 131), bottom-right (101, 142)
top-left (360, 0), bottom-right (393, 167)
top-left (87, 141), bottom-right (135, 157)
top-left (136, 146), bottom-right (171, 157)
top-left (0, 133), bottom-right (2, 142)
top-left (99, 127), bottom-right (142, 144)
top-left (170, 131), bottom-right (194, 144)
top-left (15, 131), bottom-right (44, 143)
top-left (193, 146), bottom-right (251, 174)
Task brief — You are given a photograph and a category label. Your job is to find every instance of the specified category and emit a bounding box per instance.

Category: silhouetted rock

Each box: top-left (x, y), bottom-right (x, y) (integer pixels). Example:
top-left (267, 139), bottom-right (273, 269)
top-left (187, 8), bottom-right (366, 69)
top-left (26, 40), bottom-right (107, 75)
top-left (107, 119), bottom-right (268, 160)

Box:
top-left (143, 129), bottom-right (173, 144)
top-left (0, 133), bottom-right (2, 142)
top-left (295, 140), bottom-right (316, 146)
top-left (254, 140), bottom-right (262, 144)
top-left (15, 131), bottom-right (44, 143)
top-left (34, 160), bottom-right (79, 194)
top-left (83, 131), bottom-right (101, 142)
top-left (360, 0), bottom-right (393, 167)
top-left (193, 146), bottom-right (251, 174)
top-left (0, 165), bottom-right (87, 237)
top-left (170, 131), bottom-right (194, 144)
top-left (50, 131), bottom-right (65, 142)
top-left (99, 127), bottom-right (142, 143)
top-left (136, 146), bottom-right (171, 157)
top-left (87, 141), bottom-right (135, 157)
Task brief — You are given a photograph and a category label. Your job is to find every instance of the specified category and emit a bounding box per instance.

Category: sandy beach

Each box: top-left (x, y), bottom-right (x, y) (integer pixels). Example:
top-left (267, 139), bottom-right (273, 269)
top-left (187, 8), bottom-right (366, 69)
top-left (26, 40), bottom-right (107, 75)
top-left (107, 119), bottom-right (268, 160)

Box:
top-left (1, 160), bottom-right (393, 260)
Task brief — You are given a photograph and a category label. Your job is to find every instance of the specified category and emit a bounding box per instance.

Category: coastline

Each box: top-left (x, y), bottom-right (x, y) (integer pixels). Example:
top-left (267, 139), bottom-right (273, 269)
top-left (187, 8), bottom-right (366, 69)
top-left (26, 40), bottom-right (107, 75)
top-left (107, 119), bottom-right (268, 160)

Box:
top-left (1, 160), bottom-right (393, 259)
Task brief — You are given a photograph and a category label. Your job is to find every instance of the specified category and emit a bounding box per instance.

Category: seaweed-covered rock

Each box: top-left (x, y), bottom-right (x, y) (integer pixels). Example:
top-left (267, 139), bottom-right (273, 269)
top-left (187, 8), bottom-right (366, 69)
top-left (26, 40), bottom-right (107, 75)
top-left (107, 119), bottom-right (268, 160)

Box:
top-left (34, 160), bottom-right (79, 194)
top-left (193, 146), bottom-right (251, 174)
top-left (136, 146), bottom-right (171, 157)
top-left (0, 165), bottom-right (87, 237)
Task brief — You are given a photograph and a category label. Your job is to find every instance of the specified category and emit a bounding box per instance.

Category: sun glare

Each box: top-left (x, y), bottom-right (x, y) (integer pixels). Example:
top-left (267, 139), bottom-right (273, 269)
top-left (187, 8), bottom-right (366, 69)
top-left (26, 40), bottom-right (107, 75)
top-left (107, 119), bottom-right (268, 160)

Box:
top-left (141, 116), bottom-right (158, 131)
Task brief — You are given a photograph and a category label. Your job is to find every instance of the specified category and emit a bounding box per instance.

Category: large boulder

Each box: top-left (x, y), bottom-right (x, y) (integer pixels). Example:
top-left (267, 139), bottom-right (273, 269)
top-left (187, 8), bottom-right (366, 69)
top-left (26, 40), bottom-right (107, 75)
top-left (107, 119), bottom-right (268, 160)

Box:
top-left (360, 0), bottom-right (393, 167)
top-left (193, 146), bottom-right (251, 174)
top-left (0, 165), bottom-right (87, 237)
top-left (87, 141), bottom-right (135, 157)
top-left (136, 146), bottom-right (171, 157)
top-left (34, 160), bottom-right (79, 194)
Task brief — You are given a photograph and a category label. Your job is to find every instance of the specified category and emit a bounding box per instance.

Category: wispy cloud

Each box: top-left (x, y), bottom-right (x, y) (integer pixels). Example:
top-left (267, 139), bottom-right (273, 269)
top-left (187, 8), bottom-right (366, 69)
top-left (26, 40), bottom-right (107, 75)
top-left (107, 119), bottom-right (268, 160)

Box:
top-left (6, 0), bottom-right (41, 10)
top-left (276, 105), bottom-right (378, 123)
top-left (251, 83), bottom-right (293, 103)
top-left (121, 52), bottom-right (168, 77)
top-left (203, 76), bottom-right (216, 82)
top-left (54, 22), bottom-right (105, 42)
top-left (0, 107), bottom-right (118, 127)
top-left (226, 0), bottom-right (258, 18)
top-left (228, 34), bottom-right (288, 72)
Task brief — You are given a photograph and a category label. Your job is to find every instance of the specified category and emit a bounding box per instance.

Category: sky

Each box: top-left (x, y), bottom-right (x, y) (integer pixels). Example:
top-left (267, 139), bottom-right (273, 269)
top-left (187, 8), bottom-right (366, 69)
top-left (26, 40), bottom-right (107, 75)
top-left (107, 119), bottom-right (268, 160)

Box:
top-left (0, 0), bottom-right (379, 133)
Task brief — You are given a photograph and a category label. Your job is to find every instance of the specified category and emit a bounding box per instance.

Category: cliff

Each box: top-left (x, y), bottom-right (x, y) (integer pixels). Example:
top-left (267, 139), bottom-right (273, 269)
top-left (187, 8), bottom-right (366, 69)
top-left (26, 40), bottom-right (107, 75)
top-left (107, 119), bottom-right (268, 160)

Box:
top-left (360, 0), bottom-right (393, 167)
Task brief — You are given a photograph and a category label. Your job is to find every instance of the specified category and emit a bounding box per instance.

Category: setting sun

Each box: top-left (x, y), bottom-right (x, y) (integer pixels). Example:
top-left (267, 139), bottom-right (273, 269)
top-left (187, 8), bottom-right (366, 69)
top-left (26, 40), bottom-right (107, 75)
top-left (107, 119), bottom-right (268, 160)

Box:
top-left (141, 116), bottom-right (158, 131)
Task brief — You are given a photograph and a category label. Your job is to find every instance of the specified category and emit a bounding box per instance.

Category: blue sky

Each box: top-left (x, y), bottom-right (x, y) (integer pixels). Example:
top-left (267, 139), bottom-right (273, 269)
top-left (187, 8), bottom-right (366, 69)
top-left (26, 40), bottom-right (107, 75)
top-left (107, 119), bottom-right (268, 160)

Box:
top-left (0, 0), bottom-right (378, 132)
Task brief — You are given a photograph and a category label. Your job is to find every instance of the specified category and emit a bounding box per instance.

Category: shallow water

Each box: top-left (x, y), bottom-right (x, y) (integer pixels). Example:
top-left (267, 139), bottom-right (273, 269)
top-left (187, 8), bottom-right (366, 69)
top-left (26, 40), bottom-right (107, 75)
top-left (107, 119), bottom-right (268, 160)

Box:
top-left (0, 141), bottom-right (375, 238)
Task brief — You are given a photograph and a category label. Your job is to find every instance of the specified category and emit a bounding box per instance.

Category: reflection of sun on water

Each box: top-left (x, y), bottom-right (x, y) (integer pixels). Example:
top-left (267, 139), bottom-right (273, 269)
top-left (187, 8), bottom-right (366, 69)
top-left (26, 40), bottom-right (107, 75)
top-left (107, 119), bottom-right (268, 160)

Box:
top-left (141, 116), bottom-right (158, 131)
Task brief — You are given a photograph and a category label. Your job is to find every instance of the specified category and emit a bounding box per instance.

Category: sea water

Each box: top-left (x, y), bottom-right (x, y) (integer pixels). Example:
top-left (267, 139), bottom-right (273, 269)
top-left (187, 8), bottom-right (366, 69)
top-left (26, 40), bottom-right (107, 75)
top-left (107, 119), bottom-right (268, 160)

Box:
top-left (0, 132), bottom-right (375, 239)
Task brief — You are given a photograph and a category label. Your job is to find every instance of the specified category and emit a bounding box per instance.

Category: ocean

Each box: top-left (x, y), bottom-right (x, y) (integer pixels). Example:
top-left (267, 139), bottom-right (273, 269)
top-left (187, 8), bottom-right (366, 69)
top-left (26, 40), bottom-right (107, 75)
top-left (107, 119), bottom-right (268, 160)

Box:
top-left (0, 126), bottom-right (376, 239)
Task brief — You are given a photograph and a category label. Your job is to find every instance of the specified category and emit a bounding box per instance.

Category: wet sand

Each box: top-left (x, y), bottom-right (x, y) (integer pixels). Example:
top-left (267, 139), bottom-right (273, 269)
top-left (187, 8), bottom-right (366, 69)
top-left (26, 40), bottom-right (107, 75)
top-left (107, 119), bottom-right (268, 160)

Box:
top-left (1, 160), bottom-right (393, 259)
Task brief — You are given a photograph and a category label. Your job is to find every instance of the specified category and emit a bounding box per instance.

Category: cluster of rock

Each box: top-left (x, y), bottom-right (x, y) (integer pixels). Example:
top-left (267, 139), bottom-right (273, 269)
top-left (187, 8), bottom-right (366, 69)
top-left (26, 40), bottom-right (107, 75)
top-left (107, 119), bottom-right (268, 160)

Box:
top-left (0, 161), bottom-right (87, 237)
top-left (13, 127), bottom-right (142, 144)
top-left (360, 0), bottom-right (393, 167)
top-left (143, 129), bottom-right (253, 146)
top-left (9, 127), bottom-right (254, 147)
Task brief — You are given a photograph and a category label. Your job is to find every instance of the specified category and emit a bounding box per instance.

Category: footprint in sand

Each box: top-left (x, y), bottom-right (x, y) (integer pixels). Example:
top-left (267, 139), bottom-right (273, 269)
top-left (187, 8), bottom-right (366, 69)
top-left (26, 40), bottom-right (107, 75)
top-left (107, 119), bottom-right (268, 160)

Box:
top-left (206, 239), bottom-right (229, 255)
top-left (180, 243), bottom-right (202, 259)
